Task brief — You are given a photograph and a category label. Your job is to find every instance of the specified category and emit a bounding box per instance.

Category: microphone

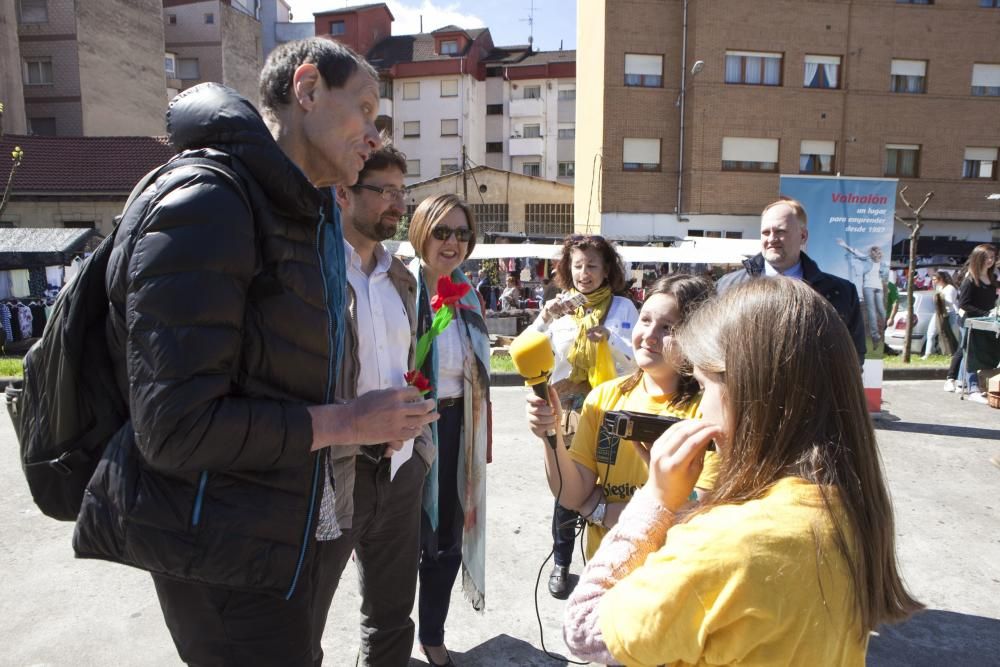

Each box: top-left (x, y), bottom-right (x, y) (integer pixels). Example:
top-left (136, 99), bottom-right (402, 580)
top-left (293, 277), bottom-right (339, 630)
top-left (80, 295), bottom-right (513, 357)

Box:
top-left (509, 329), bottom-right (559, 450)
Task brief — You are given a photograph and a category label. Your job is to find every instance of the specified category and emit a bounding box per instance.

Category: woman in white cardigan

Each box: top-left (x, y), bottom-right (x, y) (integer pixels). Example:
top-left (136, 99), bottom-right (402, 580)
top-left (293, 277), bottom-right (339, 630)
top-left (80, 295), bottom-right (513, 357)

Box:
top-left (529, 234), bottom-right (638, 599)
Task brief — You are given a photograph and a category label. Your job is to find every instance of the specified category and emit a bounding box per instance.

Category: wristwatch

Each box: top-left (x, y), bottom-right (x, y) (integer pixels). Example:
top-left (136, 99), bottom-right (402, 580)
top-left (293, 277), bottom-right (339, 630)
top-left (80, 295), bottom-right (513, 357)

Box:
top-left (587, 500), bottom-right (607, 527)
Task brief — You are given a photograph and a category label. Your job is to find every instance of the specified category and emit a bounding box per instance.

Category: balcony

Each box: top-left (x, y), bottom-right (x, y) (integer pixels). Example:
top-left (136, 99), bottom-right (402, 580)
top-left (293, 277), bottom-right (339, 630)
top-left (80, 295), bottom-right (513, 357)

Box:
top-left (379, 97), bottom-right (393, 118)
top-left (509, 97), bottom-right (544, 118)
top-left (509, 137), bottom-right (544, 156)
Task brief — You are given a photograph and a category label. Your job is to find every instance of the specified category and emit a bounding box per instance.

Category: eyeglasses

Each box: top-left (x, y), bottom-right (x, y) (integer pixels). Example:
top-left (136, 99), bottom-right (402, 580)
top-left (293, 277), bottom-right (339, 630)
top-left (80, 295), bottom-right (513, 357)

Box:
top-left (431, 226), bottom-right (474, 242)
top-left (352, 183), bottom-right (408, 201)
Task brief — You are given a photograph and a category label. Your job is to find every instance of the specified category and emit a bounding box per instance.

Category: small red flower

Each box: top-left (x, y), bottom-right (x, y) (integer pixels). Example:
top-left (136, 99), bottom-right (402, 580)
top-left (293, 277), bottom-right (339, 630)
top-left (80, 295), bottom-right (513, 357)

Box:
top-left (430, 275), bottom-right (472, 311)
top-left (404, 369), bottom-right (432, 393)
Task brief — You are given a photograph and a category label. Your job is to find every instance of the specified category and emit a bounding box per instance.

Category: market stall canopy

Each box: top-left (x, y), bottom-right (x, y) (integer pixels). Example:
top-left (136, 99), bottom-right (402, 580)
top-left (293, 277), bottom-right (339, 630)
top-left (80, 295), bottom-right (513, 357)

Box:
top-left (0, 227), bottom-right (102, 270)
top-left (385, 236), bottom-right (759, 265)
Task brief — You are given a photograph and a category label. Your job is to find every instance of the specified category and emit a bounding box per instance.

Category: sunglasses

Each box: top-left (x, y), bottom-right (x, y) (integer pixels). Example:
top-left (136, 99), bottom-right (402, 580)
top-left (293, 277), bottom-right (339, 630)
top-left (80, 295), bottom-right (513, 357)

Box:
top-left (431, 226), bottom-right (473, 242)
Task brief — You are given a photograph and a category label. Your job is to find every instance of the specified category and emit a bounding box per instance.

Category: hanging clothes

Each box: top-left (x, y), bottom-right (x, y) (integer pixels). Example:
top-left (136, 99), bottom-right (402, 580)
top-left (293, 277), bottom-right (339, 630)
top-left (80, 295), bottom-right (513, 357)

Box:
top-left (10, 270), bottom-right (30, 298)
top-left (64, 257), bottom-right (83, 284)
top-left (45, 265), bottom-right (64, 290)
top-left (0, 272), bottom-right (12, 300)
top-left (30, 303), bottom-right (47, 337)
top-left (8, 304), bottom-right (22, 341)
top-left (28, 267), bottom-right (47, 296)
top-left (17, 303), bottom-right (33, 340)
top-left (0, 304), bottom-right (13, 343)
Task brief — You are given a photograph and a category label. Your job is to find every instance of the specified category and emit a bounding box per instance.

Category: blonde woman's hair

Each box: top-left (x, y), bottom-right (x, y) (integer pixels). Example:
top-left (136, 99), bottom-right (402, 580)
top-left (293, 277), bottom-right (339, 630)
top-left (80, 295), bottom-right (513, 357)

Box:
top-left (676, 277), bottom-right (922, 635)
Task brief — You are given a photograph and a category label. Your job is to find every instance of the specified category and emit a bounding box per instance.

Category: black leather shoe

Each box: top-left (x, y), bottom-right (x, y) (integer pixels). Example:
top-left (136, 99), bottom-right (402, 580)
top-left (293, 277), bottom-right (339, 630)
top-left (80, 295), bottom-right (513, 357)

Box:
top-left (548, 564), bottom-right (571, 599)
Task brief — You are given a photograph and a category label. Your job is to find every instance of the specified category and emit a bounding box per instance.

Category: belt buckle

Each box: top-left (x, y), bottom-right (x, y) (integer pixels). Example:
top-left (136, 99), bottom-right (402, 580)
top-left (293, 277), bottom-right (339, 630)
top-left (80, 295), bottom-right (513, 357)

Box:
top-left (360, 444), bottom-right (387, 464)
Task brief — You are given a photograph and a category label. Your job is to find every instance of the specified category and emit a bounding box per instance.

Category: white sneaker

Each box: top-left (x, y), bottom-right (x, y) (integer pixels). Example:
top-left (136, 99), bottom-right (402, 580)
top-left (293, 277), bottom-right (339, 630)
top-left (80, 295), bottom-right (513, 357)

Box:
top-left (921, 355), bottom-right (930, 360)
top-left (943, 379), bottom-right (956, 392)
top-left (968, 392), bottom-right (989, 405)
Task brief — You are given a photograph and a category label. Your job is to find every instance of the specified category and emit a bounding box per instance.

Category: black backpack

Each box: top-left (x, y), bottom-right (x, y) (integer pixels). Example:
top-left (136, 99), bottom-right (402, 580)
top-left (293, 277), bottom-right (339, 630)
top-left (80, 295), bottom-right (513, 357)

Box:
top-left (10, 156), bottom-right (248, 521)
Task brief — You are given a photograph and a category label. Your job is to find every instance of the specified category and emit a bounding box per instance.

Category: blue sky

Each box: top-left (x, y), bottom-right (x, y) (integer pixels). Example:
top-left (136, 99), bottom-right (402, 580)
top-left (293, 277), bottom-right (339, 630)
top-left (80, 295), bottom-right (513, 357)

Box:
top-left (285, 0), bottom-right (577, 51)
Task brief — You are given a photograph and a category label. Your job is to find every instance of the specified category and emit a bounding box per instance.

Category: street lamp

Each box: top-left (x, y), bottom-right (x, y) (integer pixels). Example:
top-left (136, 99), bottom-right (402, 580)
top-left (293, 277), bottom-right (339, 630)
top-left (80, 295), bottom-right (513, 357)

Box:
top-left (675, 0), bottom-right (704, 221)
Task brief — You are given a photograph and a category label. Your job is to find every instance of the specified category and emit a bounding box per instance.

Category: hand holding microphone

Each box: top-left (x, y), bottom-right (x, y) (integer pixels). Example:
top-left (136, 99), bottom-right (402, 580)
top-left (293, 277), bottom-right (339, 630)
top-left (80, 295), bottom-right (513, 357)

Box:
top-left (509, 329), bottom-right (559, 449)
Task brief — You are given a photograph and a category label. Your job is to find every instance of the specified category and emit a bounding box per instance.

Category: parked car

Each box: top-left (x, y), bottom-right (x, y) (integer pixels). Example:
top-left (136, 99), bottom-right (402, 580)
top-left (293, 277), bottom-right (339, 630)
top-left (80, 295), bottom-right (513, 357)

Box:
top-left (884, 290), bottom-right (936, 354)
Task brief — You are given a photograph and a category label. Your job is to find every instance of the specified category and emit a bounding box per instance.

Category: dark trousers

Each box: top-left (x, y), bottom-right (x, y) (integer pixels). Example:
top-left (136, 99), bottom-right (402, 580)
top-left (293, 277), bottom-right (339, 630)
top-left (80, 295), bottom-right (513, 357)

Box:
top-left (321, 453), bottom-right (427, 667)
top-left (552, 501), bottom-right (579, 567)
top-left (948, 326), bottom-right (967, 381)
top-left (151, 537), bottom-right (340, 667)
top-left (418, 402), bottom-right (464, 647)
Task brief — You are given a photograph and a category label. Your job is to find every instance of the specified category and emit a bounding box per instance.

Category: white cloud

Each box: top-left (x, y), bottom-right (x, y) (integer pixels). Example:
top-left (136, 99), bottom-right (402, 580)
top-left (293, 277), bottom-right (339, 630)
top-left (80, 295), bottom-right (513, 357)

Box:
top-left (286, 1), bottom-right (485, 34)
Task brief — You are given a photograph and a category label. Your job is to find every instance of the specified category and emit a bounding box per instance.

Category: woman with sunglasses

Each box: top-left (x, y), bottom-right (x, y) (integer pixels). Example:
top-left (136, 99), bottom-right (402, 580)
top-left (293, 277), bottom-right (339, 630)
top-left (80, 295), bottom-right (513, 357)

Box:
top-left (407, 194), bottom-right (491, 667)
top-left (528, 235), bottom-right (640, 599)
top-left (564, 278), bottom-right (921, 666)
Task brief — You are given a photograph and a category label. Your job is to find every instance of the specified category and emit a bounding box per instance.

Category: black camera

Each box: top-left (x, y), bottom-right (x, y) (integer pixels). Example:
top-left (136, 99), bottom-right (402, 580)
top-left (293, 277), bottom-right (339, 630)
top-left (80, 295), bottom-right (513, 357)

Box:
top-left (602, 410), bottom-right (682, 442)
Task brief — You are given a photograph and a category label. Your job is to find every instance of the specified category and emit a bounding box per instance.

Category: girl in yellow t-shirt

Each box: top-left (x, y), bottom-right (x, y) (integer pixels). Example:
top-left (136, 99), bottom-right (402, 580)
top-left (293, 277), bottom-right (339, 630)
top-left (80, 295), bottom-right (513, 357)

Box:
top-left (563, 278), bottom-right (923, 667)
top-left (525, 274), bottom-right (716, 563)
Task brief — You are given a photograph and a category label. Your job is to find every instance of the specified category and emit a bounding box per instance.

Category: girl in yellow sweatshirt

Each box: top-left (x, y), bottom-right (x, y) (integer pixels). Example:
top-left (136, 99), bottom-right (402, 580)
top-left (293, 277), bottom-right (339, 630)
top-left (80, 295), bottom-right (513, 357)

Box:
top-left (564, 277), bottom-right (922, 667)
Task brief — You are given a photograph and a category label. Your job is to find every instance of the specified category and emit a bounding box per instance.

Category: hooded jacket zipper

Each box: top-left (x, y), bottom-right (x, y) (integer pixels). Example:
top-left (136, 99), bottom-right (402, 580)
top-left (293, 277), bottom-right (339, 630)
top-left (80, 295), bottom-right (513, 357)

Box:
top-left (191, 471), bottom-right (209, 526)
top-left (284, 205), bottom-right (334, 600)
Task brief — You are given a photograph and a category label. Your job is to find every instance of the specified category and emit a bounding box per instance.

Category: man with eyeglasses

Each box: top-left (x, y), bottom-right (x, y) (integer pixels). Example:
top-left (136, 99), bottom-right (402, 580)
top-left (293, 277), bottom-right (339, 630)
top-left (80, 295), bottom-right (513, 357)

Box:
top-left (321, 144), bottom-right (432, 666)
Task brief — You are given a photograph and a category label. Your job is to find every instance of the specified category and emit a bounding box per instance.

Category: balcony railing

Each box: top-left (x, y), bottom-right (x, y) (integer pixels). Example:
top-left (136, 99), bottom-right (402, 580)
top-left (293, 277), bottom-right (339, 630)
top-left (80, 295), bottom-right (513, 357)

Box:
top-left (509, 137), bottom-right (544, 156)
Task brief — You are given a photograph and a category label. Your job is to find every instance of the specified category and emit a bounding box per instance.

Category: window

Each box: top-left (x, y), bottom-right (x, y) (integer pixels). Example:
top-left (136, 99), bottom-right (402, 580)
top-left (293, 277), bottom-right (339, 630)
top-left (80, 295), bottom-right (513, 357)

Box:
top-left (963, 147), bottom-right (998, 179)
top-left (22, 58), bottom-right (53, 85)
top-left (525, 203), bottom-right (574, 235)
top-left (177, 58), bottom-right (200, 80)
top-left (522, 162), bottom-right (541, 177)
top-left (402, 82), bottom-right (420, 100)
top-left (17, 0), bottom-right (47, 23)
top-left (558, 127), bottom-right (575, 139)
top-left (971, 63), bottom-right (1000, 96)
top-left (558, 162), bottom-right (575, 178)
top-left (725, 51), bottom-right (782, 86)
top-left (885, 144), bottom-right (920, 178)
top-left (623, 138), bottom-right (661, 171)
top-left (486, 104), bottom-right (503, 115)
top-left (378, 78), bottom-right (392, 99)
top-left (625, 54), bottom-right (663, 87)
top-left (329, 20), bottom-right (345, 35)
top-left (523, 124), bottom-right (542, 139)
top-left (440, 79), bottom-right (458, 97)
top-left (167, 14), bottom-right (177, 25)
top-left (441, 119), bottom-right (458, 136)
top-left (63, 220), bottom-right (95, 229)
top-left (981, 0), bottom-right (1000, 6)
top-left (406, 159), bottom-right (420, 177)
top-left (164, 54), bottom-right (176, 78)
top-left (890, 59), bottom-right (927, 93)
top-left (441, 159), bottom-right (459, 175)
top-left (486, 142), bottom-right (503, 153)
top-left (402, 121), bottom-right (420, 137)
top-left (896, 0), bottom-right (932, 4)
top-left (687, 229), bottom-right (705, 237)
top-left (558, 88), bottom-right (576, 100)
top-left (205, 12), bottom-right (214, 24)
top-left (804, 55), bottom-right (840, 89)
top-left (800, 140), bottom-right (836, 174)
top-left (471, 204), bottom-right (509, 233)
top-left (724, 231), bottom-right (743, 239)
top-left (27, 117), bottom-right (56, 135)
top-left (440, 39), bottom-right (459, 55)
top-left (523, 85), bottom-right (542, 99)
top-left (721, 137), bottom-right (779, 172)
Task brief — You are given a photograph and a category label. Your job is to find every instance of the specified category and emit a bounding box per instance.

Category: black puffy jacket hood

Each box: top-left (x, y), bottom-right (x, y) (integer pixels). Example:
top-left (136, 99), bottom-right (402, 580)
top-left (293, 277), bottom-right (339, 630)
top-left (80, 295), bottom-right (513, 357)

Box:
top-left (166, 82), bottom-right (321, 220)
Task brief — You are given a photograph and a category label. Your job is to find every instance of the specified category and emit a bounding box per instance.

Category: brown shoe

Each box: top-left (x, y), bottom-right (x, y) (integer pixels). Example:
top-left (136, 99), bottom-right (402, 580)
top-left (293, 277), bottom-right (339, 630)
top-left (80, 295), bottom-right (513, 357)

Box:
top-left (548, 564), bottom-right (571, 599)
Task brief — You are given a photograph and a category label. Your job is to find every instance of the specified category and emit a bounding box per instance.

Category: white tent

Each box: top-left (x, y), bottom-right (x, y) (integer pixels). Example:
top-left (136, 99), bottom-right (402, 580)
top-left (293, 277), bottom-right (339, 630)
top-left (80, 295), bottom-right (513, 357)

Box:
top-left (386, 237), bottom-right (758, 265)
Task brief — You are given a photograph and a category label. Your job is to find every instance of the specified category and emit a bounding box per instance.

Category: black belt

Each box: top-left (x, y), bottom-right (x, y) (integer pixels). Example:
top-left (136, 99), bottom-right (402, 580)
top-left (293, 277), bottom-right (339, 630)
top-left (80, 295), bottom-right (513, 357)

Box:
top-left (437, 396), bottom-right (464, 409)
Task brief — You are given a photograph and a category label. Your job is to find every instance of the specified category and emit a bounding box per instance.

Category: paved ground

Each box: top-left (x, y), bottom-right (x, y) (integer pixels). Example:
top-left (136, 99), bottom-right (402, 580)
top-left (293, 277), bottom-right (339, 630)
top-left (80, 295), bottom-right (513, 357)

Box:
top-left (0, 381), bottom-right (998, 667)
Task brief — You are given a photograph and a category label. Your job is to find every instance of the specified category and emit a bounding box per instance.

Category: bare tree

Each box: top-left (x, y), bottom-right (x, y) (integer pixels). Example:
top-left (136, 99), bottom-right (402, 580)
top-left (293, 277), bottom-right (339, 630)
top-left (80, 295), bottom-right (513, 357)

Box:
top-left (0, 145), bottom-right (24, 221)
top-left (894, 186), bottom-right (934, 363)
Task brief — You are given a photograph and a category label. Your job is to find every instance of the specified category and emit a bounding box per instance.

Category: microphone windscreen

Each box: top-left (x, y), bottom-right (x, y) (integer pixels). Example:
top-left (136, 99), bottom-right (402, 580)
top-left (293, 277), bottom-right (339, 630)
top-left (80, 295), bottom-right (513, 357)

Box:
top-left (509, 329), bottom-right (555, 386)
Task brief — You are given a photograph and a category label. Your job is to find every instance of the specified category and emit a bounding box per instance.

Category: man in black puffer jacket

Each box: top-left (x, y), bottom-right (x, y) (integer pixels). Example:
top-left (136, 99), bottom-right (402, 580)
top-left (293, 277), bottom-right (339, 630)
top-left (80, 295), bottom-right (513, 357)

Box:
top-left (73, 39), bottom-right (437, 666)
top-left (717, 199), bottom-right (867, 364)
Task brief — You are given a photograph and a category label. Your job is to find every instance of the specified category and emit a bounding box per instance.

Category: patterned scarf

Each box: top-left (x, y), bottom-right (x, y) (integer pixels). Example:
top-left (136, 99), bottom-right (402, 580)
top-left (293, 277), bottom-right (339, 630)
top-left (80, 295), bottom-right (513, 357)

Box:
top-left (412, 261), bottom-right (490, 611)
top-left (566, 285), bottom-right (613, 384)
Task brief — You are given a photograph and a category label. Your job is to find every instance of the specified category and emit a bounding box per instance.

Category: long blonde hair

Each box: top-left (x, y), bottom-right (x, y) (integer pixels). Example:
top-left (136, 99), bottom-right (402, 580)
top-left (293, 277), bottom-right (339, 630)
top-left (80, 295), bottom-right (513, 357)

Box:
top-left (676, 278), bottom-right (922, 634)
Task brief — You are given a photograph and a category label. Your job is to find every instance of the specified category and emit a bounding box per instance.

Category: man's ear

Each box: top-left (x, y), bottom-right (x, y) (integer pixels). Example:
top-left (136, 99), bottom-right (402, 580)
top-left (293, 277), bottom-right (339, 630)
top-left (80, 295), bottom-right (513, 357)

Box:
top-left (333, 184), bottom-right (351, 208)
top-left (801, 225), bottom-right (809, 246)
top-left (292, 63), bottom-right (321, 109)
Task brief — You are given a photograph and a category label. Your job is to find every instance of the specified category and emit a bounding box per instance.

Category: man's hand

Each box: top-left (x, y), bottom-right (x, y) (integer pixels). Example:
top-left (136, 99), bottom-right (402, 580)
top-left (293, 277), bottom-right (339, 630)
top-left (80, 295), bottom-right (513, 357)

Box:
top-left (525, 385), bottom-right (562, 439)
top-left (642, 420), bottom-right (721, 513)
top-left (309, 387), bottom-right (438, 450)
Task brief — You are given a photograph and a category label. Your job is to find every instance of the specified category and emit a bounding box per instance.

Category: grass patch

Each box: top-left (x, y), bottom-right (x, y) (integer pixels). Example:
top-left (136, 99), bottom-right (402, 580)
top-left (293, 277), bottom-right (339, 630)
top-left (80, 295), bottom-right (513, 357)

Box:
top-left (0, 357), bottom-right (23, 377)
top-left (883, 353), bottom-right (949, 367)
top-left (490, 353), bottom-right (516, 374)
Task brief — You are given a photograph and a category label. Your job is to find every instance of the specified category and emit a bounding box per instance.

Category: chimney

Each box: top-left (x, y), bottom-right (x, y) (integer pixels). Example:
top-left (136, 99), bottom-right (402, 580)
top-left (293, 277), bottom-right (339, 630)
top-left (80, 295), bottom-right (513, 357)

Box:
top-left (420, 15), bottom-right (423, 32)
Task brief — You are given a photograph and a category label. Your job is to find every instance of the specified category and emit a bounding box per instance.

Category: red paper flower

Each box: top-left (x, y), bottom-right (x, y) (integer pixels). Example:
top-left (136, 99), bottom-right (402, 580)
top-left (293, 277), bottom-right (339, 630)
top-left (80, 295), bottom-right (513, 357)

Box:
top-left (430, 275), bottom-right (472, 311)
top-left (405, 369), bottom-right (432, 393)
